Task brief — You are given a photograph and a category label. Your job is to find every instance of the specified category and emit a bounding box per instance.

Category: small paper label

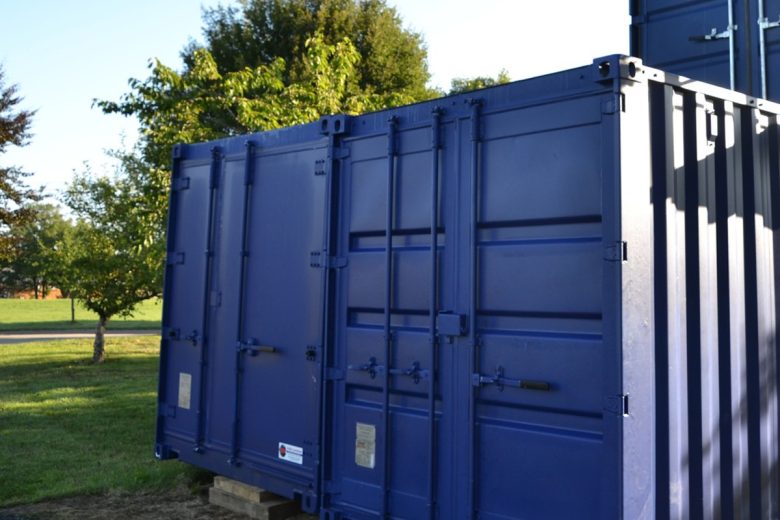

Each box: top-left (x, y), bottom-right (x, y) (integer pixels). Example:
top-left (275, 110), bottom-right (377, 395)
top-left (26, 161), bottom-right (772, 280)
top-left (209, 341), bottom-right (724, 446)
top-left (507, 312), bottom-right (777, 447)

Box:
top-left (355, 423), bottom-right (376, 469)
top-left (178, 372), bottom-right (192, 410)
top-left (278, 442), bottom-right (303, 464)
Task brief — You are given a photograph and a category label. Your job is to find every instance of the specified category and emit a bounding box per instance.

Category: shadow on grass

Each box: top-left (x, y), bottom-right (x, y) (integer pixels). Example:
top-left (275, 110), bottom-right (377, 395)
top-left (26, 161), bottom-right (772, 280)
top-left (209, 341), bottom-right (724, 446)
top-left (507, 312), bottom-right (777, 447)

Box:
top-left (0, 320), bottom-right (161, 332)
top-left (0, 348), bottom-right (193, 507)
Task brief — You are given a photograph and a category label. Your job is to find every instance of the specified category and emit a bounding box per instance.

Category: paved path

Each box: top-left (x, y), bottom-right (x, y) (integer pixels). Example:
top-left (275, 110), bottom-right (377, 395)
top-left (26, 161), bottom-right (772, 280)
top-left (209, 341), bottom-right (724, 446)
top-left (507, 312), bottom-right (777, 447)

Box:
top-left (0, 330), bottom-right (159, 345)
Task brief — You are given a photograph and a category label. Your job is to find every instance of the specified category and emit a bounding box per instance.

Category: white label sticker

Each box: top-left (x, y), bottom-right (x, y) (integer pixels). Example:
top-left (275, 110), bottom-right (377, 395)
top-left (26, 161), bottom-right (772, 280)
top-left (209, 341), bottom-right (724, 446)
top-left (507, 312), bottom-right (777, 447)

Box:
top-left (178, 372), bottom-right (192, 410)
top-left (355, 423), bottom-right (376, 469)
top-left (278, 442), bottom-right (303, 465)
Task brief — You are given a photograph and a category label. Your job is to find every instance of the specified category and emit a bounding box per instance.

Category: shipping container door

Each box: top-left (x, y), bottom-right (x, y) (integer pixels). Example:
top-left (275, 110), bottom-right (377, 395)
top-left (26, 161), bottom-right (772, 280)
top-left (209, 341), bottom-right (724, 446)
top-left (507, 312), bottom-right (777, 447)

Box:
top-left (157, 150), bottom-right (217, 453)
top-left (631, 0), bottom-right (748, 93)
top-left (324, 113), bottom-right (455, 519)
top-left (224, 142), bottom-right (329, 505)
top-left (753, 0), bottom-right (780, 99)
top-left (461, 94), bottom-right (622, 519)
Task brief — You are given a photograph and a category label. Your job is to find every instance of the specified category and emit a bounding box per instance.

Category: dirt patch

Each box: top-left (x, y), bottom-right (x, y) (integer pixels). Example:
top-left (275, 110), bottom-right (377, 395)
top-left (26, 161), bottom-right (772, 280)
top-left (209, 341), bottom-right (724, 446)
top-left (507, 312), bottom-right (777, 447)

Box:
top-left (0, 485), bottom-right (316, 520)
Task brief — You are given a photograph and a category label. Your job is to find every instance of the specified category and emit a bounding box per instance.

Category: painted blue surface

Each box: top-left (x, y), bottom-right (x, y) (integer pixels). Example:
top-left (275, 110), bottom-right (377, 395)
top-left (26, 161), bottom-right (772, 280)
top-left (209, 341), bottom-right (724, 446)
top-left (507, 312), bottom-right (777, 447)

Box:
top-left (631, 0), bottom-right (780, 101)
top-left (156, 55), bottom-right (780, 519)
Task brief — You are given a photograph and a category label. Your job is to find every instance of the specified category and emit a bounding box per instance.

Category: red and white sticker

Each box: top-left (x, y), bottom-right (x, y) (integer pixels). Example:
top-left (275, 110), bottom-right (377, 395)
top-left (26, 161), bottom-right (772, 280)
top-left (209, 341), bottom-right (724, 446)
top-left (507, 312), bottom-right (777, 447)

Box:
top-left (278, 442), bottom-right (303, 465)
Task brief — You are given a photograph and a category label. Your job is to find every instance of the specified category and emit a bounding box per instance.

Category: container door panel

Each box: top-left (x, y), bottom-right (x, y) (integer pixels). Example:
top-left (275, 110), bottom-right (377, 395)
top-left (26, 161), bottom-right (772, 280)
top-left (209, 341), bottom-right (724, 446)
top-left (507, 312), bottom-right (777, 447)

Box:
top-left (158, 160), bottom-right (215, 444)
top-left (758, 0), bottom-right (780, 99)
top-left (235, 145), bottom-right (328, 493)
top-left (204, 158), bottom-right (248, 449)
top-left (468, 102), bottom-right (619, 518)
top-left (327, 119), bottom-right (452, 519)
top-left (633, 0), bottom-right (741, 91)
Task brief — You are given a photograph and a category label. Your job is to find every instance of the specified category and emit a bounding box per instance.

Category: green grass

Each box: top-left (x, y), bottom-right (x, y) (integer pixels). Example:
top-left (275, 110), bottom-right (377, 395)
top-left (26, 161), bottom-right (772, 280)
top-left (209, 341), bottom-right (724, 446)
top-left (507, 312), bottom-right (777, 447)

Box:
top-left (0, 337), bottom-right (203, 506)
top-left (0, 298), bottom-right (162, 331)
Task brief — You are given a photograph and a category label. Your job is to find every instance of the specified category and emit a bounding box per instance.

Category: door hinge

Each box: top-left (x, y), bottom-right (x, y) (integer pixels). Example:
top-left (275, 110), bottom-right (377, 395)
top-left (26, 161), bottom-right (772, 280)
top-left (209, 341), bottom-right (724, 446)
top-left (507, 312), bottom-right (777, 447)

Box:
top-left (166, 252), bottom-right (185, 265)
top-left (325, 368), bottom-right (344, 381)
top-left (310, 251), bottom-right (348, 269)
top-left (605, 394), bottom-right (629, 416)
top-left (332, 147), bottom-right (350, 160)
top-left (162, 327), bottom-right (180, 341)
top-left (605, 241), bottom-right (628, 262)
top-left (158, 403), bottom-right (176, 418)
top-left (602, 93), bottom-right (625, 114)
top-left (171, 177), bottom-right (190, 191)
top-left (209, 290), bottom-right (222, 307)
top-left (314, 159), bottom-right (326, 176)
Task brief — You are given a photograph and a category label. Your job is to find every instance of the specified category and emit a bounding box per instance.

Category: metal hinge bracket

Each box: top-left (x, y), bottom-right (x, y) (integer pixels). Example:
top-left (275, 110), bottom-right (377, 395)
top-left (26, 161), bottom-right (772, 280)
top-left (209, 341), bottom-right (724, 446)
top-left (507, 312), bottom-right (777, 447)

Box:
top-left (166, 252), bottom-right (185, 265)
top-left (158, 403), bottom-right (176, 418)
top-left (171, 177), bottom-right (190, 191)
top-left (605, 394), bottom-right (629, 416)
top-left (310, 251), bottom-right (347, 269)
top-left (605, 241), bottom-right (628, 262)
top-left (315, 159), bottom-right (326, 176)
top-left (325, 368), bottom-right (344, 381)
top-left (162, 327), bottom-right (180, 341)
top-left (602, 94), bottom-right (625, 114)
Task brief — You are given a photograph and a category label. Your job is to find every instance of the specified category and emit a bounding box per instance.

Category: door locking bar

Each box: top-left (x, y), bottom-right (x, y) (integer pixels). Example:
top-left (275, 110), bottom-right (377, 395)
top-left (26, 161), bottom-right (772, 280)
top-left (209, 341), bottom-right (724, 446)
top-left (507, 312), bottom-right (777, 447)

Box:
top-left (348, 357), bottom-right (430, 383)
top-left (689, 26), bottom-right (736, 42)
top-left (472, 365), bottom-right (552, 392)
top-left (237, 339), bottom-right (277, 356)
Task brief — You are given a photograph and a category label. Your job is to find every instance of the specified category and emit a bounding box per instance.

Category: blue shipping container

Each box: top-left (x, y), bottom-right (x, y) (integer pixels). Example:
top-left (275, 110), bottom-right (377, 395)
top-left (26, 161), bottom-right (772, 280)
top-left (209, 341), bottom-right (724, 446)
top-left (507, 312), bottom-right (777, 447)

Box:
top-left (156, 55), bottom-right (780, 519)
top-left (631, 0), bottom-right (780, 101)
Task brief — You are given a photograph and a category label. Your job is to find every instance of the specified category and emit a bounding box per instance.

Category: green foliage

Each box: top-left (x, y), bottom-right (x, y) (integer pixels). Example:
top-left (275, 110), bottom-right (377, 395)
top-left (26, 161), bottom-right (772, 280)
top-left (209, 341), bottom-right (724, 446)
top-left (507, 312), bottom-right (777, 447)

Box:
top-left (63, 162), bottom-right (165, 323)
top-left (189, 0), bottom-right (433, 102)
top-left (0, 337), bottom-right (199, 506)
top-left (449, 69), bottom-right (512, 95)
top-left (0, 66), bottom-right (41, 261)
top-left (1, 203), bottom-right (71, 298)
top-left (99, 34), bottom-right (414, 171)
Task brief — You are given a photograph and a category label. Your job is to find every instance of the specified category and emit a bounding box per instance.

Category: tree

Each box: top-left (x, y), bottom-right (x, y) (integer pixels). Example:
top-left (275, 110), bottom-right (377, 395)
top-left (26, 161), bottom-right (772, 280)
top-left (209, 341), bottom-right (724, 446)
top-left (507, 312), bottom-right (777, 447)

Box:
top-left (4, 203), bottom-right (70, 299)
top-left (63, 162), bottom-right (164, 363)
top-left (0, 66), bottom-right (41, 261)
top-left (187, 0), bottom-right (433, 102)
top-left (449, 69), bottom-right (511, 95)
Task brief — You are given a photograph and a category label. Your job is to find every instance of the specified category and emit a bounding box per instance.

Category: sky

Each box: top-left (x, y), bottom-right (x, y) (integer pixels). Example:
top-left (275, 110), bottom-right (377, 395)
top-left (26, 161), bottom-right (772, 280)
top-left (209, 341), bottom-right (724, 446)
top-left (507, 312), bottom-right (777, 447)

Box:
top-left (0, 1), bottom-right (629, 198)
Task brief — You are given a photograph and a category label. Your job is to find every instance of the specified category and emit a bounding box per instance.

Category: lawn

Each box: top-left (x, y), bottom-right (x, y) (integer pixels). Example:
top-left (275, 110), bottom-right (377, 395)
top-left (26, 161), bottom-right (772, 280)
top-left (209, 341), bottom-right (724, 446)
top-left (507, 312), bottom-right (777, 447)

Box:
top-left (0, 336), bottom-right (204, 507)
top-left (0, 298), bottom-right (162, 332)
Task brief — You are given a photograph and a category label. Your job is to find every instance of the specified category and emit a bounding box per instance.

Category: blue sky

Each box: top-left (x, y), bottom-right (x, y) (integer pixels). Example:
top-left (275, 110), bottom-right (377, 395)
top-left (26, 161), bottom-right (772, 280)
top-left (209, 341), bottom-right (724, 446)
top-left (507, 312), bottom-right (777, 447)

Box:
top-left (0, 1), bottom-right (628, 197)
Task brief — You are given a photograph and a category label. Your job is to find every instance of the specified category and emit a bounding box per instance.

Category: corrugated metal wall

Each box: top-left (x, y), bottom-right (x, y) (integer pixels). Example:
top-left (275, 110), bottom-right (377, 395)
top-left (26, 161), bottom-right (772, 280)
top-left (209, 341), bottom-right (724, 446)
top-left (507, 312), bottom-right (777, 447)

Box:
top-left (647, 76), bottom-right (780, 519)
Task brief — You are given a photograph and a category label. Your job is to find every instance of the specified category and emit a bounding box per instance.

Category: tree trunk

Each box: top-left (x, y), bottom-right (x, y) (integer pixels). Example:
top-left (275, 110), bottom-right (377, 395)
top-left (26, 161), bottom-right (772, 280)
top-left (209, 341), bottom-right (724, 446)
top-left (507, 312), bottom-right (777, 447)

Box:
top-left (92, 315), bottom-right (108, 364)
top-left (70, 297), bottom-right (75, 323)
top-left (33, 283), bottom-right (38, 300)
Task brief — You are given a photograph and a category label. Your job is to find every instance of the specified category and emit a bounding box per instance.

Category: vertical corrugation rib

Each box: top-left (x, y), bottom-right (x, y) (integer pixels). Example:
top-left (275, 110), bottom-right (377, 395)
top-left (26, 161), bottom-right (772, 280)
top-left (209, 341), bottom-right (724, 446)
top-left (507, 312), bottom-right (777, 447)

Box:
top-left (769, 113), bottom-right (780, 520)
top-left (740, 105), bottom-right (763, 520)
top-left (651, 82), bottom-right (671, 520)
top-left (714, 98), bottom-right (735, 517)
top-left (682, 90), bottom-right (704, 520)
top-left (695, 93), bottom-right (721, 520)
top-left (753, 109), bottom-right (779, 519)
top-left (726, 103), bottom-right (751, 519)
top-left (668, 88), bottom-right (690, 520)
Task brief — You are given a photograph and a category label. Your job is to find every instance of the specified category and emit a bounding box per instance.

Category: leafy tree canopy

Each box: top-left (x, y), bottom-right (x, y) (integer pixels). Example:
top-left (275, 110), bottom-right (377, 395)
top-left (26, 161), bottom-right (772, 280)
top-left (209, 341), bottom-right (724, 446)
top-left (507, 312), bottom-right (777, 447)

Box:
top-left (186, 0), bottom-right (433, 102)
top-left (449, 69), bottom-right (511, 95)
top-left (99, 34), bottom-right (410, 170)
top-left (0, 66), bottom-right (41, 261)
top-left (2, 203), bottom-right (70, 299)
top-left (63, 158), bottom-right (165, 363)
